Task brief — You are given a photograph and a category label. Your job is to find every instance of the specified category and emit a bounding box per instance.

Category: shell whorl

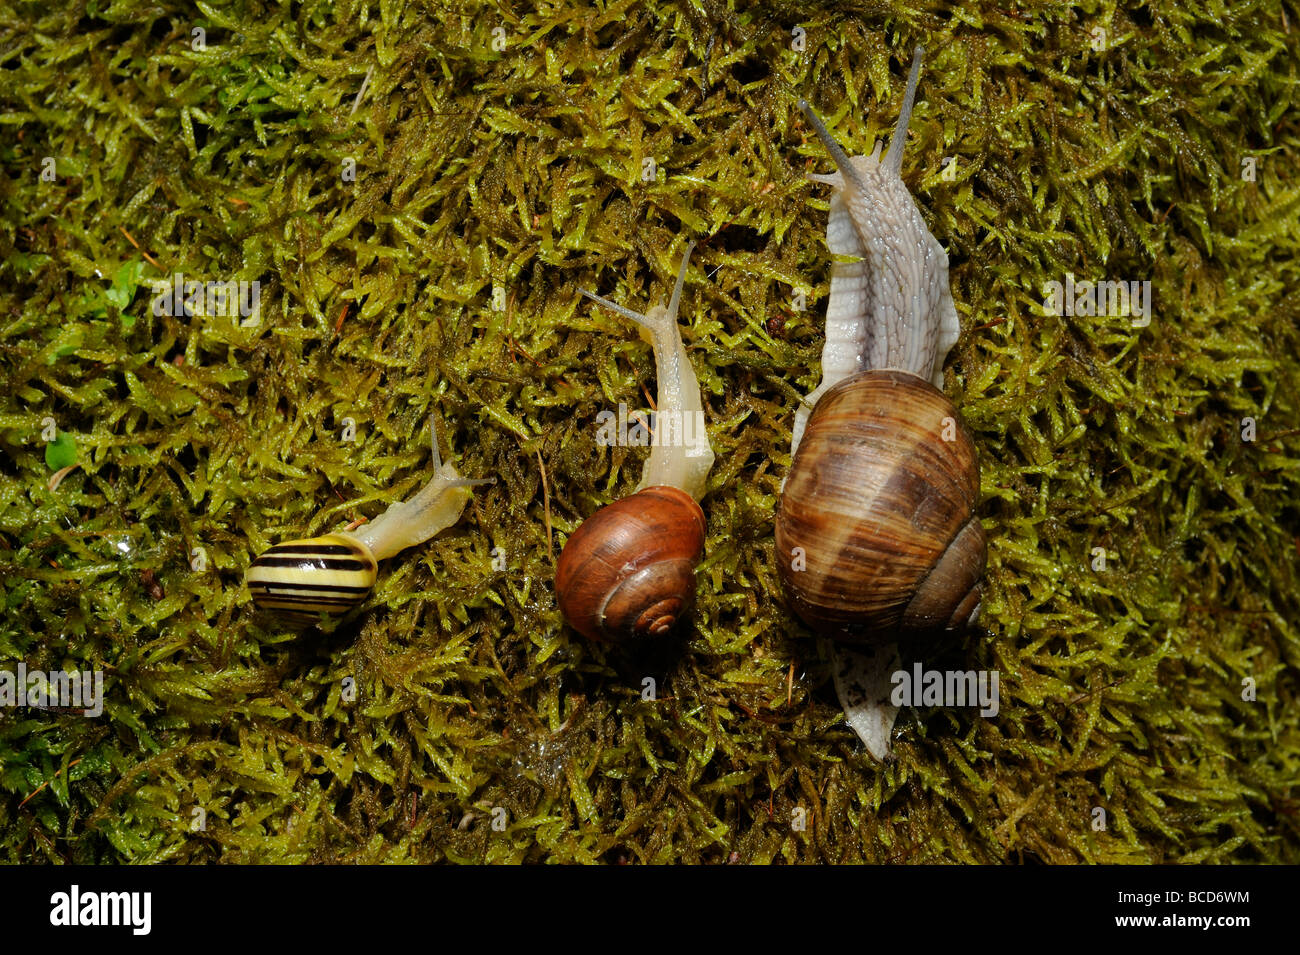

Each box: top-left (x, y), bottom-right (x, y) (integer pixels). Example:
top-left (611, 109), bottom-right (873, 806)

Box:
top-left (246, 533), bottom-right (378, 624)
top-left (776, 370), bottom-right (984, 643)
top-left (555, 485), bottom-right (706, 643)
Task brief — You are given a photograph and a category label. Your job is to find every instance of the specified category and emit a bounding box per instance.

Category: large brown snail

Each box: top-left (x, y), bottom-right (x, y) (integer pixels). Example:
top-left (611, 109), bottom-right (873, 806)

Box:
top-left (555, 241), bottom-right (715, 644)
top-left (776, 47), bottom-right (986, 756)
top-left (245, 421), bottom-right (490, 627)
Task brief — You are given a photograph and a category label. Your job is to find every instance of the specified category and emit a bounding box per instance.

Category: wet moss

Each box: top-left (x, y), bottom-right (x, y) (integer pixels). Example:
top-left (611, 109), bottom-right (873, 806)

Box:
top-left (0, 0), bottom-right (1296, 863)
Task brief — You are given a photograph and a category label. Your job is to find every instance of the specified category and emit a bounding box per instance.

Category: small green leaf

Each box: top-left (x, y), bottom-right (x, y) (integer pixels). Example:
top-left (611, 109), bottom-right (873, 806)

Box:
top-left (105, 259), bottom-right (146, 330)
top-left (44, 431), bottom-right (77, 471)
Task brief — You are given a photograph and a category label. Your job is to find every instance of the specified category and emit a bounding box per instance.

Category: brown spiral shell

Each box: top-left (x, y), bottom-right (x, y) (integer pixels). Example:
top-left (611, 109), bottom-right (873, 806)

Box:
top-left (556, 485), bottom-right (706, 643)
top-left (775, 369), bottom-right (985, 643)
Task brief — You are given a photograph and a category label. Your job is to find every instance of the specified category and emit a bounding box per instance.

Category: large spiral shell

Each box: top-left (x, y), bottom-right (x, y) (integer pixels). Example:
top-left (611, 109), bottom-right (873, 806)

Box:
top-left (776, 369), bottom-right (985, 643)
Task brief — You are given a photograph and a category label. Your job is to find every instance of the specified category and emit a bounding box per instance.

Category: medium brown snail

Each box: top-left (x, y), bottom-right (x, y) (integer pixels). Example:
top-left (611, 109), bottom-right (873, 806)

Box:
top-left (777, 47), bottom-right (986, 756)
top-left (245, 422), bottom-right (490, 627)
top-left (555, 241), bottom-right (715, 644)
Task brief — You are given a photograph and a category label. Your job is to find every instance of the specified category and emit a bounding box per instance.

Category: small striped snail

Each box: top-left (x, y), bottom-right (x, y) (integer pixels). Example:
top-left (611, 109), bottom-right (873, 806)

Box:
top-left (777, 47), bottom-right (986, 757)
top-left (555, 241), bottom-right (715, 644)
top-left (245, 423), bottom-right (490, 626)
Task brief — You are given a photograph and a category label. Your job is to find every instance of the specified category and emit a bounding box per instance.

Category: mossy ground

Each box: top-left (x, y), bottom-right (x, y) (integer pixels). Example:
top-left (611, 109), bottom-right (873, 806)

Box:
top-left (1, 0), bottom-right (1297, 863)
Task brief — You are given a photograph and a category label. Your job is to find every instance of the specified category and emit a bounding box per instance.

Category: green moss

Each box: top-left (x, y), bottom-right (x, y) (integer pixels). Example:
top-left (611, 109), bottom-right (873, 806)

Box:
top-left (0, 0), bottom-right (1297, 863)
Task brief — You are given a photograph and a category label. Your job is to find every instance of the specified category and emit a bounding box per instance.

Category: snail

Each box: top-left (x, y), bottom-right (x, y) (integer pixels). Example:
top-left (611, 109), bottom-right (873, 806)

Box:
top-left (555, 241), bottom-right (715, 644)
top-left (776, 47), bottom-right (986, 757)
top-left (245, 421), bottom-right (490, 627)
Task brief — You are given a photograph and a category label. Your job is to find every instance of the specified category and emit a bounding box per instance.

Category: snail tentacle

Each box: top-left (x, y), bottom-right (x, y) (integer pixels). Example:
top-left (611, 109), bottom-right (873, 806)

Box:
top-left (883, 45), bottom-right (924, 176)
top-left (578, 240), bottom-right (713, 501)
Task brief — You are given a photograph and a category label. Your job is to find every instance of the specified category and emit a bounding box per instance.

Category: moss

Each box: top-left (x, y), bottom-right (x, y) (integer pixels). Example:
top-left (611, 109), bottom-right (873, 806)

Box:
top-left (0, 0), bottom-right (1297, 863)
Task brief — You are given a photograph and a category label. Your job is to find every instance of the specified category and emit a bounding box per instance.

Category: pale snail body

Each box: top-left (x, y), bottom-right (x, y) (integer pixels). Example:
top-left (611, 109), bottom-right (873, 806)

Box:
top-left (555, 242), bottom-right (715, 644)
top-left (246, 444), bottom-right (489, 627)
top-left (778, 47), bottom-right (986, 756)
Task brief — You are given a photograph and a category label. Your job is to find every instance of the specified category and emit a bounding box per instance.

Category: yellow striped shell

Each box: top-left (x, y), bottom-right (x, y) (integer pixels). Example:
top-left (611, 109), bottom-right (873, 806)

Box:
top-left (245, 533), bottom-right (378, 625)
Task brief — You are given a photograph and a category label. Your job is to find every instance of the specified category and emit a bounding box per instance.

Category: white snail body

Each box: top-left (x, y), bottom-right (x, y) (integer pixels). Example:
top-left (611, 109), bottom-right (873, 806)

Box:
top-left (246, 440), bottom-right (489, 627)
top-left (579, 241), bottom-right (714, 501)
top-left (781, 47), bottom-right (985, 758)
top-left (790, 46), bottom-right (960, 457)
